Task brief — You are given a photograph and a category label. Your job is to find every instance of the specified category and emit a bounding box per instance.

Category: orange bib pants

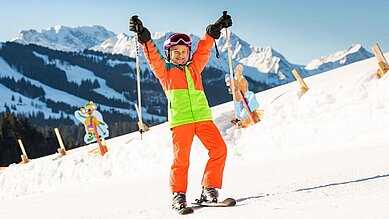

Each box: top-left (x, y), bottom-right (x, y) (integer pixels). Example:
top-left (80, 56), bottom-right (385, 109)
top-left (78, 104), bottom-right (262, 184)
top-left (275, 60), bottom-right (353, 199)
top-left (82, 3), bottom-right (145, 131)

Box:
top-left (170, 120), bottom-right (227, 193)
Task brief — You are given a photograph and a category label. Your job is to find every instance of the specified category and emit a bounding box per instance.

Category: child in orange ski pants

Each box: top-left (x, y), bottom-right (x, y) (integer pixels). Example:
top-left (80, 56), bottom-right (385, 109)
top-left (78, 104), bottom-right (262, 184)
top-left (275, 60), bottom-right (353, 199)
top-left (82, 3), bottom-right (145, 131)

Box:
top-left (170, 120), bottom-right (227, 193)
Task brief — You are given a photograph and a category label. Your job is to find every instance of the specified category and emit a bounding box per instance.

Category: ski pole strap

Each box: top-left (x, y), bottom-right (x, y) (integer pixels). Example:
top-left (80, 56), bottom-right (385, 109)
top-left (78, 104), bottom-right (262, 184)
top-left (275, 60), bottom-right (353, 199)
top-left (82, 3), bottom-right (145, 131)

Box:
top-left (214, 41), bottom-right (220, 58)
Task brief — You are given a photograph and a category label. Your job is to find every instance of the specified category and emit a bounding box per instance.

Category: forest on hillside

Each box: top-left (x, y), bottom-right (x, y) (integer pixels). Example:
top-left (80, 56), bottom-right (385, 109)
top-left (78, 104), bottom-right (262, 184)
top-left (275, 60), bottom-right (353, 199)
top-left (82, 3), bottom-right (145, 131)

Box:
top-left (0, 112), bottom-right (150, 166)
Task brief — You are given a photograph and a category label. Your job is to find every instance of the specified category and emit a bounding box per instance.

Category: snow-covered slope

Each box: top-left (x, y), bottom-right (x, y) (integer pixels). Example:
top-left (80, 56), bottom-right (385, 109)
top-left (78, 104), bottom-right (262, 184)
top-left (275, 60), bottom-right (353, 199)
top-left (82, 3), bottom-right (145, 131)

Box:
top-left (0, 56), bottom-right (163, 123)
top-left (1, 53), bottom-right (388, 218)
top-left (12, 25), bottom-right (116, 51)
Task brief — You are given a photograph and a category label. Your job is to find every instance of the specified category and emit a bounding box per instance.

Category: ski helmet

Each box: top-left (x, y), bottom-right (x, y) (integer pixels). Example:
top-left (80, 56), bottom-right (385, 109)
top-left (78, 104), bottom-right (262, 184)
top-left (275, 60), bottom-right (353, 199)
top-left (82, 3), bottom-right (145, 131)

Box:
top-left (163, 33), bottom-right (192, 63)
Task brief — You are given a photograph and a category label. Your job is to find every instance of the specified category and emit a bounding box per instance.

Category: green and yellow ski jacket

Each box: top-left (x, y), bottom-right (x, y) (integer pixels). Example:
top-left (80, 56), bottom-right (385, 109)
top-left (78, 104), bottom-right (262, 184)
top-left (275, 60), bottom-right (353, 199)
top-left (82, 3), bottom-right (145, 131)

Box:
top-left (141, 34), bottom-right (215, 128)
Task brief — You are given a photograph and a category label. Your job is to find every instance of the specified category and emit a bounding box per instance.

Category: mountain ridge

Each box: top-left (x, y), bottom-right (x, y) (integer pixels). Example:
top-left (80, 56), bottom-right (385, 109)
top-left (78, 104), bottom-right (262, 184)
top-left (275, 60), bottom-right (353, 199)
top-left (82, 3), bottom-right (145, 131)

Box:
top-left (10, 25), bottom-right (373, 83)
top-left (0, 25), bottom-right (374, 129)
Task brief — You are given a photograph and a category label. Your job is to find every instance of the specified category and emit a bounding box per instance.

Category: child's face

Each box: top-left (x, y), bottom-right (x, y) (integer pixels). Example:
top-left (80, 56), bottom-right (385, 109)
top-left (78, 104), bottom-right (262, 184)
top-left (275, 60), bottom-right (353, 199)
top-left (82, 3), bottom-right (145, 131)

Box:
top-left (170, 45), bottom-right (189, 65)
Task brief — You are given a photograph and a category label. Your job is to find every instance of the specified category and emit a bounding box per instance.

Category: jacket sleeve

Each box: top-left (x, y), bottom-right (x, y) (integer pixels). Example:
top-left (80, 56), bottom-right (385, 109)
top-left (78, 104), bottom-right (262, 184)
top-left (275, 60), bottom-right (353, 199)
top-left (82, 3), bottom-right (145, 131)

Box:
top-left (141, 40), bottom-right (167, 80)
top-left (190, 33), bottom-right (215, 74)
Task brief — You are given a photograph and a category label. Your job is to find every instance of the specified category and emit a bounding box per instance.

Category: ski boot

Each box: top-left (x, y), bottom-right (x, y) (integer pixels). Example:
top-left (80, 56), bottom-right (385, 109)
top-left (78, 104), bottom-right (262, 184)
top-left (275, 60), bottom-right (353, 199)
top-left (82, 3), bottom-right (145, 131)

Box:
top-left (172, 192), bottom-right (193, 215)
top-left (199, 187), bottom-right (219, 203)
top-left (195, 187), bottom-right (237, 207)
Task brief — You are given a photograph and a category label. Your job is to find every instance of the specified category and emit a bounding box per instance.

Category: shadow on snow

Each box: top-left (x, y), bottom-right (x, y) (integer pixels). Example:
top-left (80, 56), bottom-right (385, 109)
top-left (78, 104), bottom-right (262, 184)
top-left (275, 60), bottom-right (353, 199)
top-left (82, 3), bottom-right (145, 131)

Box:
top-left (234, 173), bottom-right (389, 205)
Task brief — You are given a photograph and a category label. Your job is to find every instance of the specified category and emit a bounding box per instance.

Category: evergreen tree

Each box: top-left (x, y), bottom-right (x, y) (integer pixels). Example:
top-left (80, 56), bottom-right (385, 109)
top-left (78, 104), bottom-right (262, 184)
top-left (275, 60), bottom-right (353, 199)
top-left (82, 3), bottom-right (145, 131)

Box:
top-left (0, 113), bottom-right (57, 166)
top-left (4, 103), bottom-right (10, 113)
top-left (92, 79), bottom-right (100, 88)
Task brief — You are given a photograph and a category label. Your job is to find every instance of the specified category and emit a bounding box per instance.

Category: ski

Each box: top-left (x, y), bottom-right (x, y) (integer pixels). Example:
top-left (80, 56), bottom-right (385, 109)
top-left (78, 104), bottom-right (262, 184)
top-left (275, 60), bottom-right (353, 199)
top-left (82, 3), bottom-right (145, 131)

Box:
top-left (174, 207), bottom-right (194, 215)
top-left (193, 198), bottom-right (236, 207)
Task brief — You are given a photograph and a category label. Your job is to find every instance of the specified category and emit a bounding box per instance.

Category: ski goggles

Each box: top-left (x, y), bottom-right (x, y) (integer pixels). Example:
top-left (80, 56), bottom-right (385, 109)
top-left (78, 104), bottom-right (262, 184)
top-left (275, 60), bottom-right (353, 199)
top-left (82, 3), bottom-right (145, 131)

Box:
top-left (164, 33), bottom-right (192, 50)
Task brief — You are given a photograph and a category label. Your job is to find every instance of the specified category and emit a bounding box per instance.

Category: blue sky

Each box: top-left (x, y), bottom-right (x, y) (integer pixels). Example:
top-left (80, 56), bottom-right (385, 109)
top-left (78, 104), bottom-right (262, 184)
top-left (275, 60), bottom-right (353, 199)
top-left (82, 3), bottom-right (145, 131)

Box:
top-left (1, 0), bottom-right (388, 64)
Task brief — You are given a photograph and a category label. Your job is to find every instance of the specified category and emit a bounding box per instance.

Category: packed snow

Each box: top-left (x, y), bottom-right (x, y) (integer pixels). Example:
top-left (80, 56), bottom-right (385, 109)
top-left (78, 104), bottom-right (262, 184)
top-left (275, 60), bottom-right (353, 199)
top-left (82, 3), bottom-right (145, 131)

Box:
top-left (1, 53), bottom-right (389, 218)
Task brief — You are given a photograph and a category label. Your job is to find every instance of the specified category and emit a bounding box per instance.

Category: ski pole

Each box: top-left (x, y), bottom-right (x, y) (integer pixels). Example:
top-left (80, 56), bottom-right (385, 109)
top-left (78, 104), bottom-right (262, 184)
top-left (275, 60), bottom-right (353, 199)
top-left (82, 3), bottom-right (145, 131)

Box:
top-left (134, 103), bottom-right (149, 138)
top-left (133, 25), bottom-right (149, 139)
top-left (135, 34), bottom-right (144, 136)
top-left (223, 11), bottom-right (238, 120)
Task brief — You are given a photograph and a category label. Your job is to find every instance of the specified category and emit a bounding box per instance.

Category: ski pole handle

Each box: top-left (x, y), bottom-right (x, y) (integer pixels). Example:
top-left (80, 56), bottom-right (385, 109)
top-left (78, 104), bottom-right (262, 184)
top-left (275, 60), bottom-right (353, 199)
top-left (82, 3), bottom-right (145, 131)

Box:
top-left (132, 15), bottom-right (139, 33)
top-left (221, 11), bottom-right (232, 29)
top-left (130, 15), bottom-right (142, 33)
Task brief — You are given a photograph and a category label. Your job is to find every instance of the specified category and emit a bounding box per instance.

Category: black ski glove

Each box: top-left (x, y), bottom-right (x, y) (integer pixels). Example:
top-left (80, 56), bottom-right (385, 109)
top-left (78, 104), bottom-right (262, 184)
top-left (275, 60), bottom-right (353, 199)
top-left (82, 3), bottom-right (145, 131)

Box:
top-left (129, 15), bottom-right (151, 43)
top-left (215, 12), bottom-right (233, 29)
top-left (206, 12), bottom-right (233, 39)
top-left (206, 24), bottom-right (222, 39)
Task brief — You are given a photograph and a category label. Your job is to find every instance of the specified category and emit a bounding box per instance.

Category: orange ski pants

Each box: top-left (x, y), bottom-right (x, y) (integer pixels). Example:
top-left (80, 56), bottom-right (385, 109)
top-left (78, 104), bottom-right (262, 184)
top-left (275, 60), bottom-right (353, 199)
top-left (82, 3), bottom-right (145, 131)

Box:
top-left (170, 120), bottom-right (227, 193)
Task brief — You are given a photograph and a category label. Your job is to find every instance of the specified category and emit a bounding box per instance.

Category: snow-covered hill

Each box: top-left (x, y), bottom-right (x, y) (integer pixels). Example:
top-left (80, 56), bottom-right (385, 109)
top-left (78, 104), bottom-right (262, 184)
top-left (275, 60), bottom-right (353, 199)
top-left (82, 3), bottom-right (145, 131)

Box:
top-left (0, 52), bottom-right (163, 124)
top-left (1, 53), bottom-right (388, 218)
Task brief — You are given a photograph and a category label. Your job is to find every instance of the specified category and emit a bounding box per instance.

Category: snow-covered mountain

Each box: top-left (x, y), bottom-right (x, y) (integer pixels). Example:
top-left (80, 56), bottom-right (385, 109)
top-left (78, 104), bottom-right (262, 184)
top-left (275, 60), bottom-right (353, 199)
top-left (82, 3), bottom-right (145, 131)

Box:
top-left (12, 25), bottom-right (116, 51)
top-left (305, 44), bottom-right (373, 73)
top-left (91, 32), bottom-right (135, 56)
top-left (0, 25), bottom-right (374, 128)
top-left (90, 31), bottom-right (373, 83)
top-left (1, 53), bottom-right (389, 218)
top-left (91, 31), bottom-right (303, 84)
top-left (11, 25), bottom-right (373, 84)
top-left (90, 32), bottom-right (168, 58)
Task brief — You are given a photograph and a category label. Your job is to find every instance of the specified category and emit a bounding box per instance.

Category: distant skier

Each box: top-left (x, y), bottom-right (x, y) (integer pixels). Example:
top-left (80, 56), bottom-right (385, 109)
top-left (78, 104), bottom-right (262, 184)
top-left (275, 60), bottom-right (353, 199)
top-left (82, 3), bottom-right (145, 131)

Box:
top-left (130, 12), bottom-right (233, 213)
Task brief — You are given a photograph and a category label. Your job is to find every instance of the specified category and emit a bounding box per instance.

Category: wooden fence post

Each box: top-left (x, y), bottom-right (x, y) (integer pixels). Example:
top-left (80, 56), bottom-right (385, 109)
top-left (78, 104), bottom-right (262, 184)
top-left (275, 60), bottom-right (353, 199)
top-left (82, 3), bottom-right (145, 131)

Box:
top-left (54, 128), bottom-right (67, 156)
top-left (371, 44), bottom-right (389, 78)
top-left (292, 69), bottom-right (309, 94)
top-left (17, 139), bottom-right (29, 164)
